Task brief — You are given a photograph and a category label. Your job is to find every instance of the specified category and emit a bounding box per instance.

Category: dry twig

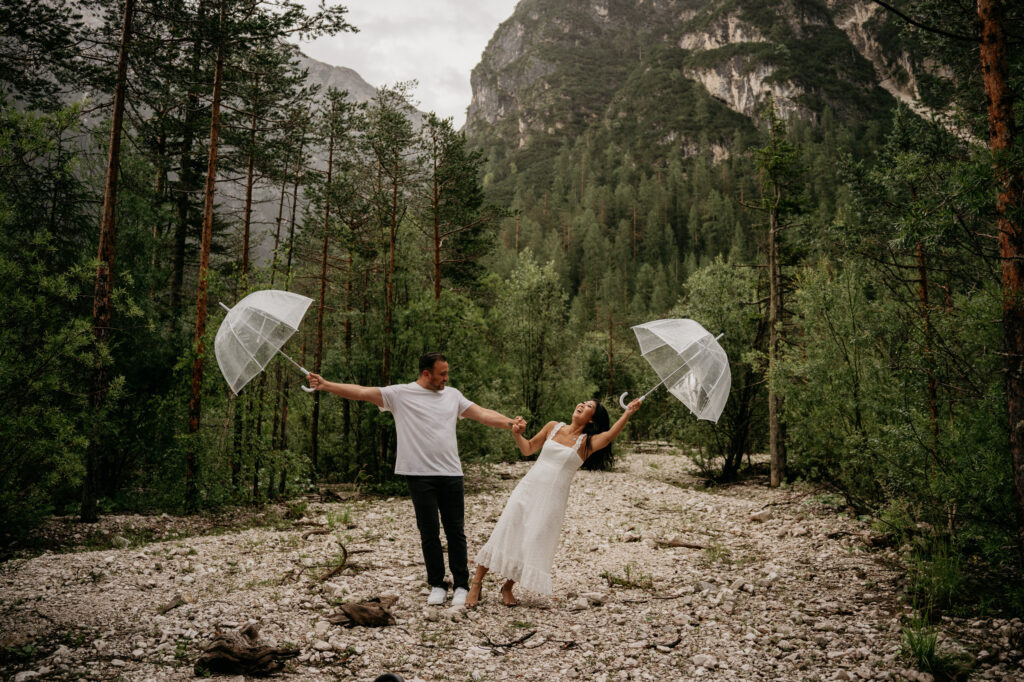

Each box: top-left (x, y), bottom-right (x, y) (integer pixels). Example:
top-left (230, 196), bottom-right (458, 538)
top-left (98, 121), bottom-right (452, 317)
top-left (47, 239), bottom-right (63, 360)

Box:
top-left (478, 630), bottom-right (537, 649)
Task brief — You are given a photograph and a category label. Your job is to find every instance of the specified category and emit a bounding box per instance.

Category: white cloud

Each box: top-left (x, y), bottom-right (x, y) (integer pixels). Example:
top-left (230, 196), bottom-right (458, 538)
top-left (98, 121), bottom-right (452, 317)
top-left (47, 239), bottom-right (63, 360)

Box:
top-left (294, 0), bottom-right (520, 128)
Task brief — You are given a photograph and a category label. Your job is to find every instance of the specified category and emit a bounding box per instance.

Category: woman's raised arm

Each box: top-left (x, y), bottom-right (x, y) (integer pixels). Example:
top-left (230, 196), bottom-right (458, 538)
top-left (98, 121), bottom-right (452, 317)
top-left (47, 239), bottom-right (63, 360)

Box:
top-left (513, 421), bottom-right (557, 457)
top-left (585, 399), bottom-right (642, 456)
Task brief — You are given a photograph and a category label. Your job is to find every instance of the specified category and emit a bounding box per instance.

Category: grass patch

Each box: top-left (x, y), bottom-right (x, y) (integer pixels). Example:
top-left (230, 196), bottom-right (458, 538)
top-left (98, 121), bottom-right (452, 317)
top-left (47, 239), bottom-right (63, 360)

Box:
top-left (899, 613), bottom-right (972, 681)
top-left (703, 541), bottom-right (732, 565)
top-left (600, 562), bottom-right (655, 590)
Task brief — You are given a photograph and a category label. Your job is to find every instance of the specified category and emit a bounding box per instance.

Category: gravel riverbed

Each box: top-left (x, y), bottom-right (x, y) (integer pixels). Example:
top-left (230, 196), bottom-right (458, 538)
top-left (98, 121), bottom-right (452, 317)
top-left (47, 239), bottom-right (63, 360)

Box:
top-left (2, 447), bottom-right (1021, 681)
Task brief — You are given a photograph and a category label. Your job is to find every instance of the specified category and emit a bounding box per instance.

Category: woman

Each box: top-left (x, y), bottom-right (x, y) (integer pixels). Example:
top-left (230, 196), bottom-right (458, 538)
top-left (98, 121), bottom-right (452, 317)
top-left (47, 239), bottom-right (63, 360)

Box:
top-left (465, 397), bottom-right (643, 608)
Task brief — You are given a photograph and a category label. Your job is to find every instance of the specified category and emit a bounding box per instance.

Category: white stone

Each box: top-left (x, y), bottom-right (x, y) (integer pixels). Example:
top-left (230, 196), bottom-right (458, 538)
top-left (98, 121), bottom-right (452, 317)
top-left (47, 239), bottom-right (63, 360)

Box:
top-left (692, 653), bottom-right (716, 668)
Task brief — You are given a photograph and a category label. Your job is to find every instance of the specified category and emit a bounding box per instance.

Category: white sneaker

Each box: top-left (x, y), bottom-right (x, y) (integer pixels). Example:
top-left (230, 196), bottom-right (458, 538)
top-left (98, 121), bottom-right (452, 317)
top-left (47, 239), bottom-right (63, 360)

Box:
top-left (427, 586), bottom-right (447, 605)
top-left (451, 587), bottom-right (469, 607)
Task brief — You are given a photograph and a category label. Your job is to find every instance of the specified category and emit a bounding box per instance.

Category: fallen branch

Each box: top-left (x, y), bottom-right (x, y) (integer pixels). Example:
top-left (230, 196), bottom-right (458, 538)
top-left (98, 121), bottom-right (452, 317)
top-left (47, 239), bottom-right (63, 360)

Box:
top-left (478, 630), bottom-right (536, 649)
top-left (654, 537), bottom-right (706, 549)
top-left (319, 544), bottom-right (348, 582)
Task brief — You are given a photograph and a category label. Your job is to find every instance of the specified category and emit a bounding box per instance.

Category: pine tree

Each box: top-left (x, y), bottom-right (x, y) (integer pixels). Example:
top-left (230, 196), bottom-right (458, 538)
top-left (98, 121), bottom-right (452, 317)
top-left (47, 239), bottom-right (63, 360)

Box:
top-left (84, 0), bottom-right (137, 523)
top-left (752, 98), bottom-right (804, 488)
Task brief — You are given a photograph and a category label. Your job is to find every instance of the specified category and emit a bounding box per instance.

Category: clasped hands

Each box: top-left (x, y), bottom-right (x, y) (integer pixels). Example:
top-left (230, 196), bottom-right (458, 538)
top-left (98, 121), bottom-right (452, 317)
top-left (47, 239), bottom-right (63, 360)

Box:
top-left (510, 416), bottom-right (527, 435)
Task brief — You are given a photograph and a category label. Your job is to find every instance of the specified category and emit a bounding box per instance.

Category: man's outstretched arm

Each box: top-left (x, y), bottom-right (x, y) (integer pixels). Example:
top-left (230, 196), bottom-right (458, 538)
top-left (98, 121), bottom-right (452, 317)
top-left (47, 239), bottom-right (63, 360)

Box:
top-left (306, 373), bottom-right (384, 408)
top-left (461, 404), bottom-right (517, 430)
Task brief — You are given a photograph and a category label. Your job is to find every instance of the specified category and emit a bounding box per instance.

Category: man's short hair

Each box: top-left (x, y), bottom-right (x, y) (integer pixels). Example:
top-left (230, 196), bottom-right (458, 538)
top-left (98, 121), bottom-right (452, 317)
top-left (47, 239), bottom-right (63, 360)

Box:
top-left (419, 352), bottom-right (447, 373)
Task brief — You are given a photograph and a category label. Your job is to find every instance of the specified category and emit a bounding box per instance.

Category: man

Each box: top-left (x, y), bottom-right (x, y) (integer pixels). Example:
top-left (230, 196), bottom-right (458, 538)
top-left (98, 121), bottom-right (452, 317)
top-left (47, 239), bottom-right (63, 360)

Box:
top-left (306, 352), bottom-right (520, 607)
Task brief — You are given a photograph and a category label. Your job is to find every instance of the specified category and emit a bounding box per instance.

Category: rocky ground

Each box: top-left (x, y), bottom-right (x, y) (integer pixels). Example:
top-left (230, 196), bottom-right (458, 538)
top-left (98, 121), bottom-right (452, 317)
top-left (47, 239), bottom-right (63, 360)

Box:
top-left (1, 446), bottom-right (1021, 682)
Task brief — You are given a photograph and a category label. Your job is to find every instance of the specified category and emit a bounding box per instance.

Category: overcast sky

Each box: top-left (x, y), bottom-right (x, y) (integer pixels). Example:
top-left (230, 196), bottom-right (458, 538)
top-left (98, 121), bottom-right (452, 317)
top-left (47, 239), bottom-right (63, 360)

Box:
top-left (295, 0), bottom-right (522, 129)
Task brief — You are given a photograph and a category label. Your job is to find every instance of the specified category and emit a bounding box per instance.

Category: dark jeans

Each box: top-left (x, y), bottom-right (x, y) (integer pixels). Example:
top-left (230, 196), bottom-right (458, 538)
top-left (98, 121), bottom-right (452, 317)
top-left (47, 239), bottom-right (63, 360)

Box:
top-left (405, 475), bottom-right (468, 591)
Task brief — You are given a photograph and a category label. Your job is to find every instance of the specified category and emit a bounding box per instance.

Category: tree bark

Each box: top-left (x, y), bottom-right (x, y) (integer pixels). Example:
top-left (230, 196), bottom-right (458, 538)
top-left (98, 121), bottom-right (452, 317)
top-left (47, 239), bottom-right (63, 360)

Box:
top-left (978, 0), bottom-right (1024, 569)
top-left (83, 0), bottom-right (135, 523)
top-left (768, 187), bottom-right (786, 487)
top-left (344, 251), bottom-right (352, 441)
top-left (432, 136), bottom-right (442, 300)
top-left (187, 23), bottom-right (226, 511)
top-left (916, 241), bottom-right (939, 464)
top-left (240, 108), bottom-right (257, 286)
top-left (311, 105), bottom-right (336, 478)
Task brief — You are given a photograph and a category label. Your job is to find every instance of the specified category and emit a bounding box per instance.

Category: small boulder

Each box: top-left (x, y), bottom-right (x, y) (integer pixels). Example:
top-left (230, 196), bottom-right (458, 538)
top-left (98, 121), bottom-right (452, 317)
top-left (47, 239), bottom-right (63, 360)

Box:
top-left (692, 653), bottom-right (716, 668)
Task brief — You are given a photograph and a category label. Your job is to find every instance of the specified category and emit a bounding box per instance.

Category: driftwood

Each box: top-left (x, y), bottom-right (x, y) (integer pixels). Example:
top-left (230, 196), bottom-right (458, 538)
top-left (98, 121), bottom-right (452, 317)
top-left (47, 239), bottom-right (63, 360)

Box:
top-left (654, 537), bottom-right (706, 549)
top-left (157, 593), bottom-right (185, 614)
top-left (194, 621), bottom-right (298, 676)
top-left (327, 596), bottom-right (398, 628)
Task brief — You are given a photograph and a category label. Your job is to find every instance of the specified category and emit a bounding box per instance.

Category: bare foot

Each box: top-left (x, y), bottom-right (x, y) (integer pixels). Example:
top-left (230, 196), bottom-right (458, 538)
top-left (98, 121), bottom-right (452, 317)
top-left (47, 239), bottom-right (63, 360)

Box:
top-left (466, 581), bottom-right (483, 608)
top-left (500, 580), bottom-right (518, 607)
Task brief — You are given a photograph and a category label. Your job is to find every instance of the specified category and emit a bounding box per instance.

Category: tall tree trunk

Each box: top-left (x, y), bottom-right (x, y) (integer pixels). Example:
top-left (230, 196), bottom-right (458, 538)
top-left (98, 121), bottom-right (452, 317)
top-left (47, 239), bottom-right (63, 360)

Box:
top-left (170, 10), bottom-right (207, 327)
top-left (343, 251), bottom-right (352, 441)
top-left (432, 141), bottom-right (442, 300)
top-left (978, 0), bottom-right (1024, 569)
top-left (253, 373), bottom-right (267, 503)
top-left (607, 309), bottom-right (614, 397)
top-left (381, 165), bottom-right (400, 477)
top-left (916, 241), bottom-right (939, 463)
top-left (170, 108), bottom-right (196, 324)
top-left (385, 163), bottom-right (397, 385)
top-left (768, 189), bottom-right (786, 487)
top-left (231, 392), bottom-right (242, 491)
top-left (186, 27), bottom-right (226, 511)
top-left (277, 147), bottom-right (302, 495)
top-left (151, 122), bottom-right (167, 298)
top-left (269, 162), bottom-right (289, 288)
top-left (241, 107), bottom-right (257, 286)
top-left (311, 110), bottom-right (336, 479)
top-left (83, 0), bottom-right (135, 523)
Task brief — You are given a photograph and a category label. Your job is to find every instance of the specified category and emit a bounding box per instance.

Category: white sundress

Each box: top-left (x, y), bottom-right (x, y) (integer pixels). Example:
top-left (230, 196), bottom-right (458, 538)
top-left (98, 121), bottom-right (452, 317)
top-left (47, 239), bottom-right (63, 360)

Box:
top-left (475, 423), bottom-right (585, 595)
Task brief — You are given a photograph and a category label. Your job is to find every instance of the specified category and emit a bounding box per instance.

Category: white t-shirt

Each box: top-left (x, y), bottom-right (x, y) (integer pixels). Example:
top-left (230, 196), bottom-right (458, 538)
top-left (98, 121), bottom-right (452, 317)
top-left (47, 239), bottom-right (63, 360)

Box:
top-left (378, 382), bottom-right (474, 476)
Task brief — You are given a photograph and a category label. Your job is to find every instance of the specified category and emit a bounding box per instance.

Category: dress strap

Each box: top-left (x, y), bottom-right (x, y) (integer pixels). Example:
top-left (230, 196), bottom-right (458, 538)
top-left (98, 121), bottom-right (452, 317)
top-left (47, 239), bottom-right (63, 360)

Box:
top-left (573, 433), bottom-right (587, 454)
top-left (548, 422), bottom-right (565, 440)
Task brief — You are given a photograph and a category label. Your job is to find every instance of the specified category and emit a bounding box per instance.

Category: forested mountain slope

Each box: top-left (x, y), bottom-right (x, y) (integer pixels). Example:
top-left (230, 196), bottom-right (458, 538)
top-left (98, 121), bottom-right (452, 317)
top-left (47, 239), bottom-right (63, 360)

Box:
top-left (465, 0), bottom-right (926, 202)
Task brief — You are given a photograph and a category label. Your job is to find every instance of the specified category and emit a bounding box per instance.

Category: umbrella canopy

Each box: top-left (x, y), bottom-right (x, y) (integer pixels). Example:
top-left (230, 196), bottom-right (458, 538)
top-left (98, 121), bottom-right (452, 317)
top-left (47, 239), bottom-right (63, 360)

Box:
top-left (624, 318), bottom-right (731, 423)
top-left (214, 289), bottom-right (314, 395)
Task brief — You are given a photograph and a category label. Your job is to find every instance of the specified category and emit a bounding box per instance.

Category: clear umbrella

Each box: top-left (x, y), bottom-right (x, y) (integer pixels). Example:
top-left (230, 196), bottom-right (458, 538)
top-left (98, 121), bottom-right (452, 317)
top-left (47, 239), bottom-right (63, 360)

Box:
top-left (214, 289), bottom-right (316, 395)
top-left (618, 318), bottom-right (731, 423)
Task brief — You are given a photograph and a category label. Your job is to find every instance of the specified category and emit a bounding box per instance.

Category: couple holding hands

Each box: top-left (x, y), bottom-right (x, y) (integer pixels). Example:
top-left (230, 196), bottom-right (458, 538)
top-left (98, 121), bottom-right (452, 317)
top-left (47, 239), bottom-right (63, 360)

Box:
top-left (306, 352), bottom-right (642, 609)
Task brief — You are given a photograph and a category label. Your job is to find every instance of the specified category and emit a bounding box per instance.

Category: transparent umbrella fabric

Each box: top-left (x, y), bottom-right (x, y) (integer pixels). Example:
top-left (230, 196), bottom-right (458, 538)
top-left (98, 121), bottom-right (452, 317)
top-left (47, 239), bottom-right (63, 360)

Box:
top-left (215, 290), bottom-right (313, 395)
top-left (632, 318), bottom-right (731, 423)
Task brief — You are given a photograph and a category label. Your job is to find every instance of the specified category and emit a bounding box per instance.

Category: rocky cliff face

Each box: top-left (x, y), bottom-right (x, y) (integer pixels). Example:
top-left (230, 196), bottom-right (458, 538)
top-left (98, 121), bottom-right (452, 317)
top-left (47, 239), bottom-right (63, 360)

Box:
top-left (824, 0), bottom-right (918, 107)
top-left (465, 0), bottom-right (917, 191)
top-left (297, 54), bottom-right (379, 104)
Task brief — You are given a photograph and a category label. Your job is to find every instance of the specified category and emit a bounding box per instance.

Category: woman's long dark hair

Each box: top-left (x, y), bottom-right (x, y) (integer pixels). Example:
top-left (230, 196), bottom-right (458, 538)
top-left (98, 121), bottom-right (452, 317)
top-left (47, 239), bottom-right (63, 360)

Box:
top-left (580, 401), bottom-right (614, 471)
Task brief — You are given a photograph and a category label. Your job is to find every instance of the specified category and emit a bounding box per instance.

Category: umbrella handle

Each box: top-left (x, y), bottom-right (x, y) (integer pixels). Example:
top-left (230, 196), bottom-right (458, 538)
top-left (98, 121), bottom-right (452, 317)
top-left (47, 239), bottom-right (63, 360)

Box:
top-left (299, 365), bottom-right (316, 393)
top-left (619, 392), bottom-right (630, 409)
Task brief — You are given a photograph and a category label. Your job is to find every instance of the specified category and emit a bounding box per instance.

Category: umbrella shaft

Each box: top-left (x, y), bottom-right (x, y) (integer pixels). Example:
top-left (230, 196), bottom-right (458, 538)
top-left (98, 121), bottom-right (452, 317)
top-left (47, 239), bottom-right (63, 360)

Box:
top-left (277, 349), bottom-right (309, 378)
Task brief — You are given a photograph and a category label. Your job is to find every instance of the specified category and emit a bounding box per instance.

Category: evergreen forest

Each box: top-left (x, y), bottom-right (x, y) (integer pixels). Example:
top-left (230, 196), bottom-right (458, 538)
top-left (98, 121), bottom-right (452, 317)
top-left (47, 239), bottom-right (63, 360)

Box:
top-left (2, 0), bottom-right (1023, 627)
